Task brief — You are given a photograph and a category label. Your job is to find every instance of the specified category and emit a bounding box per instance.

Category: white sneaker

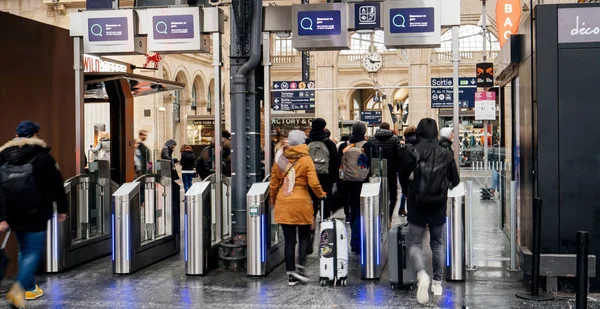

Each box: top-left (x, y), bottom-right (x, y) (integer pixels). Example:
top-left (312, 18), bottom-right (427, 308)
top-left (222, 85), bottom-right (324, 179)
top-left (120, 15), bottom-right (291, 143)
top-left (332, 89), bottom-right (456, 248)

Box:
top-left (416, 271), bottom-right (431, 304)
top-left (431, 280), bottom-right (443, 297)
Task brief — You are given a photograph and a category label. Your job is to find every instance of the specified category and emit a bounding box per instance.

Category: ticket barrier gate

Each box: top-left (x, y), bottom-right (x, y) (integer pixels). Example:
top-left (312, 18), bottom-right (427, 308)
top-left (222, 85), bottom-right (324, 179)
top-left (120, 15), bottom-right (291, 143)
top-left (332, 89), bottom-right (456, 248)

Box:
top-left (246, 178), bottom-right (285, 276)
top-left (112, 160), bottom-right (180, 274)
top-left (46, 160), bottom-right (118, 272)
top-left (184, 174), bottom-right (229, 275)
top-left (359, 158), bottom-right (389, 280)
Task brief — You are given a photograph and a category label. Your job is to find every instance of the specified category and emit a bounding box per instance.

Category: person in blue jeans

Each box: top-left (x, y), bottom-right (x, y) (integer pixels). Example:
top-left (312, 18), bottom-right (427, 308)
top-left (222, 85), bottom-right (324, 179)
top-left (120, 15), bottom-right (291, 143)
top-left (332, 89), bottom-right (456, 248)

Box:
top-left (180, 144), bottom-right (196, 192)
top-left (0, 121), bottom-right (68, 308)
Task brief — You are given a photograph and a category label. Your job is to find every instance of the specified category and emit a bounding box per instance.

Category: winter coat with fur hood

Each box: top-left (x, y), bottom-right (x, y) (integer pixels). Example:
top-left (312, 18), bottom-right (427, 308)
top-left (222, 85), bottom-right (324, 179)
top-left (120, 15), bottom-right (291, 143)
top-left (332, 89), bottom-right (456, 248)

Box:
top-left (0, 138), bottom-right (68, 231)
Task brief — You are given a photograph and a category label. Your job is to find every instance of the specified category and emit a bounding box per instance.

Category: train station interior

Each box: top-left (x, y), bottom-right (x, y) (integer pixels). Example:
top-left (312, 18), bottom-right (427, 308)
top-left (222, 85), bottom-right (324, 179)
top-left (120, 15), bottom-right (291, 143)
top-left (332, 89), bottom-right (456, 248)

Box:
top-left (0, 0), bottom-right (599, 308)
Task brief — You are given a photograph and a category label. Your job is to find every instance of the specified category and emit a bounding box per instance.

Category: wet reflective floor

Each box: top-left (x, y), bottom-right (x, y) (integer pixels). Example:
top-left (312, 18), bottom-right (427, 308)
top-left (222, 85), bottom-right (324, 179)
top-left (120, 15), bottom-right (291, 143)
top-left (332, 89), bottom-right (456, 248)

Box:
top-left (6, 173), bottom-right (600, 308)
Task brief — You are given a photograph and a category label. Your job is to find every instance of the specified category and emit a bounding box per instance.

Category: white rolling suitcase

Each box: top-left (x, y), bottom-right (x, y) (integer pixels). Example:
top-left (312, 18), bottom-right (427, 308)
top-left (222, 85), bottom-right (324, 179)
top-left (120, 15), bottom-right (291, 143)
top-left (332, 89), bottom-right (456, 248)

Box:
top-left (318, 200), bottom-right (349, 286)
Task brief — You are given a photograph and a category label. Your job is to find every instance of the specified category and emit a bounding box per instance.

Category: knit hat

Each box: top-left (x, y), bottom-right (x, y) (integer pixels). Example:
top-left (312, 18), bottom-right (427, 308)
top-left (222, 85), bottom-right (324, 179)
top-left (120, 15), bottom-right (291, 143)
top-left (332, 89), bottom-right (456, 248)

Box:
top-left (352, 122), bottom-right (367, 136)
top-left (311, 118), bottom-right (327, 132)
top-left (440, 127), bottom-right (453, 139)
top-left (288, 130), bottom-right (306, 146)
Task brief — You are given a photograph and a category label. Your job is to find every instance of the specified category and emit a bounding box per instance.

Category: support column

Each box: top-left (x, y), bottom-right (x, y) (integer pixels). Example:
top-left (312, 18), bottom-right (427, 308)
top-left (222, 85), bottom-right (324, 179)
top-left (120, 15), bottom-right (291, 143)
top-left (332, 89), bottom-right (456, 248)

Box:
top-left (315, 51), bottom-right (339, 137)
top-left (407, 49), bottom-right (432, 126)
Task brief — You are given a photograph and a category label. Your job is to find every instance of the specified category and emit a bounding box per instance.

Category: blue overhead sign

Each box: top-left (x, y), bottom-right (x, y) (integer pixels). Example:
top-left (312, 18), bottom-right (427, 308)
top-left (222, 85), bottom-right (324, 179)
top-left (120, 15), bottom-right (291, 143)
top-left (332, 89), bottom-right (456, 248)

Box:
top-left (272, 81), bottom-right (315, 112)
top-left (360, 111), bottom-right (382, 125)
top-left (430, 78), bottom-right (477, 109)
top-left (389, 7), bottom-right (435, 34)
top-left (297, 10), bottom-right (342, 36)
top-left (354, 2), bottom-right (381, 30)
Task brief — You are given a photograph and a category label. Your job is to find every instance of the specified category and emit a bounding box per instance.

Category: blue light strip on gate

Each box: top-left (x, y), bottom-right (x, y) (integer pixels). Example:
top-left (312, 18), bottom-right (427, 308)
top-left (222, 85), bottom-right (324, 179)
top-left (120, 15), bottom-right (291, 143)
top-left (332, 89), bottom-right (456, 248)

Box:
top-left (446, 217), bottom-right (450, 267)
top-left (53, 214), bottom-right (58, 260)
top-left (261, 214), bottom-right (266, 263)
top-left (376, 216), bottom-right (380, 266)
top-left (112, 214), bottom-right (115, 261)
top-left (184, 214), bottom-right (188, 262)
top-left (360, 216), bottom-right (365, 265)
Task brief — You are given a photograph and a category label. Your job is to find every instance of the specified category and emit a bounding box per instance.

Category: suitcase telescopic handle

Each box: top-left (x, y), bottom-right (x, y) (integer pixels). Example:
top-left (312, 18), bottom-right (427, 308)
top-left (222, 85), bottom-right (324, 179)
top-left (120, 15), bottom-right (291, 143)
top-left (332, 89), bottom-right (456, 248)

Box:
top-left (1, 229), bottom-right (11, 250)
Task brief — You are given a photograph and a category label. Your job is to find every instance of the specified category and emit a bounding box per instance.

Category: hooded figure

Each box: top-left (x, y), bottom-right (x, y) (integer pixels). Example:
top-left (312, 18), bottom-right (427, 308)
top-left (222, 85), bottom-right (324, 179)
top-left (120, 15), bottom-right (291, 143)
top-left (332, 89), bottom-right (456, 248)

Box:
top-left (398, 118), bottom-right (460, 304)
top-left (161, 139), bottom-right (179, 180)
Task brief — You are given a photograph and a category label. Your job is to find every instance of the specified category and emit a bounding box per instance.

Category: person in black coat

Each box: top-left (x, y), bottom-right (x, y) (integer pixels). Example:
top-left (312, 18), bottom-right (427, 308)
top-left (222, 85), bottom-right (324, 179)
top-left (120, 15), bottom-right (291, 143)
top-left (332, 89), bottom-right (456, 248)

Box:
top-left (180, 144), bottom-right (196, 192)
top-left (369, 122), bottom-right (403, 221)
top-left (306, 118), bottom-right (340, 220)
top-left (337, 122), bottom-right (378, 253)
top-left (398, 118), bottom-right (460, 303)
top-left (161, 139), bottom-right (179, 181)
top-left (0, 121), bottom-right (68, 306)
top-left (398, 125), bottom-right (417, 216)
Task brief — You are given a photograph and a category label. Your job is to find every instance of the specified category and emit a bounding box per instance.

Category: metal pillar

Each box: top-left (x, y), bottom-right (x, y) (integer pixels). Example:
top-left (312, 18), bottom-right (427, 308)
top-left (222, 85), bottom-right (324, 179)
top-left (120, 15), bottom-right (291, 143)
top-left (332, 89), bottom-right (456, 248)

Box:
top-left (452, 26), bottom-right (460, 166)
top-left (213, 32), bottom-right (223, 239)
top-left (263, 32), bottom-right (272, 172)
top-left (74, 37), bottom-right (85, 174)
top-left (230, 0), bottom-right (263, 236)
top-left (482, 0), bottom-right (489, 170)
top-left (509, 180), bottom-right (518, 271)
top-left (465, 180), bottom-right (476, 271)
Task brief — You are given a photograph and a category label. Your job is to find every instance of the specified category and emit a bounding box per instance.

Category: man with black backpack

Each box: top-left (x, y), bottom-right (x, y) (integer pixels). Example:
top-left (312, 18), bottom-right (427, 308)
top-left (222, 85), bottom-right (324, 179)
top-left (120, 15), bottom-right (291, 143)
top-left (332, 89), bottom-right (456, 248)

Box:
top-left (306, 118), bottom-right (339, 220)
top-left (399, 118), bottom-right (460, 305)
top-left (0, 121), bottom-right (68, 308)
top-left (338, 122), bottom-right (378, 254)
top-left (369, 122), bottom-right (403, 221)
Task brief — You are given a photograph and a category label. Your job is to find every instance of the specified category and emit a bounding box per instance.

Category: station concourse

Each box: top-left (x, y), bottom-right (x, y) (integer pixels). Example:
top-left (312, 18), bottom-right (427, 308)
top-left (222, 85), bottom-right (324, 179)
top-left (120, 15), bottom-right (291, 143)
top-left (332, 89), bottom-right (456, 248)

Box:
top-left (1, 0), bottom-right (600, 308)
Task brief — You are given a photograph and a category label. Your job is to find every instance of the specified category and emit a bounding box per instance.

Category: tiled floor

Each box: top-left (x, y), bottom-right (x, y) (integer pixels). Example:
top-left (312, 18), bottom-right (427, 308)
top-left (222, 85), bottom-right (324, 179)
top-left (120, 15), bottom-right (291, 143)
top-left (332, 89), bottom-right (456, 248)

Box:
top-left (6, 173), bottom-right (600, 308)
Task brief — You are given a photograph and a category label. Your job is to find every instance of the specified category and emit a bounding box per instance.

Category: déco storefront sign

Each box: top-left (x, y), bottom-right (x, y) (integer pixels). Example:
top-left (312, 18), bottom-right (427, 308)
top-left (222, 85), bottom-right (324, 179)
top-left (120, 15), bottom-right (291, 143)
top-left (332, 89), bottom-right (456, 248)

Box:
top-left (558, 7), bottom-right (600, 44)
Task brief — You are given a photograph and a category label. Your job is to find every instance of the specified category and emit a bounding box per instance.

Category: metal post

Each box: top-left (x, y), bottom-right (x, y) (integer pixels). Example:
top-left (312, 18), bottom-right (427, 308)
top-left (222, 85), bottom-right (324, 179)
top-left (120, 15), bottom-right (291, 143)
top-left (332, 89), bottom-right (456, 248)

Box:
top-left (263, 32), bottom-right (272, 174)
top-left (74, 37), bottom-right (85, 174)
top-left (516, 198), bottom-right (554, 300)
top-left (576, 231), bottom-right (589, 309)
top-left (452, 26), bottom-right (460, 167)
top-left (213, 32), bottom-right (223, 240)
top-left (465, 180), bottom-right (476, 271)
top-left (509, 181), bottom-right (518, 271)
top-left (482, 0), bottom-right (489, 171)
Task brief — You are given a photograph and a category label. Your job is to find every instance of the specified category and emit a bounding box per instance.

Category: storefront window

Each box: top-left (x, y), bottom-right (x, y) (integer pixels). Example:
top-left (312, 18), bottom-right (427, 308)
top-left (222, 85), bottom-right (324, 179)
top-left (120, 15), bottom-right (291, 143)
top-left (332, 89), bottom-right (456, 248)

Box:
top-left (186, 118), bottom-right (225, 145)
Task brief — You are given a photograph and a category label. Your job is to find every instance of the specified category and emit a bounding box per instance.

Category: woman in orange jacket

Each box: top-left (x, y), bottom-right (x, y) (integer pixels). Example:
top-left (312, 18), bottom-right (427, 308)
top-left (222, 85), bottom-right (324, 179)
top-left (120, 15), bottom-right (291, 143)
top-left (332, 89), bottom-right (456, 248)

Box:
top-left (270, 130), bottom-right (326, 286)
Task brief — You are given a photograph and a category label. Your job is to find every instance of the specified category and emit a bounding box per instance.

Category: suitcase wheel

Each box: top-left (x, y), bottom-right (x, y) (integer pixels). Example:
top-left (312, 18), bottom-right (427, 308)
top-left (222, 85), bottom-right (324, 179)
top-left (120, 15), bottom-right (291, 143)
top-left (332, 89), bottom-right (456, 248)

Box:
top-left (391, 284), bottom-right (397, 290)
top-left (340, 279), bottom-right (347, 286)
top-left (319, 279), bottom-right (327, 286)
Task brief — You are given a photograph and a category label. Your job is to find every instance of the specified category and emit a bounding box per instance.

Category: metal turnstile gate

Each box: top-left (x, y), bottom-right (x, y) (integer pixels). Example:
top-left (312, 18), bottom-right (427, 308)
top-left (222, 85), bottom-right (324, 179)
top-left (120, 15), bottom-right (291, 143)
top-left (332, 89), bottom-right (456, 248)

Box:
top-left (446, 183), bottom-right (466, 281)
top-left (46, 160), bottom-right (117, 272)
top-left (246, 179), bottom-right (285, 276)
top-left (112, 160), bottom-right (180, 274)
top-left (184, 178), bottom-right (221, 276)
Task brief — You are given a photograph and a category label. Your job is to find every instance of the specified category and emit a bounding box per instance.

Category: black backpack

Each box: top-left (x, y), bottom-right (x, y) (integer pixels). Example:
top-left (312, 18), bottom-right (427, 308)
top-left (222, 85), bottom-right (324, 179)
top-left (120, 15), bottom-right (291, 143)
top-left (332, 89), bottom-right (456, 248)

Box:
top-left (408, 146), bottom-right (450, 208)
top-left (0, 153), bottom-right (42, 215)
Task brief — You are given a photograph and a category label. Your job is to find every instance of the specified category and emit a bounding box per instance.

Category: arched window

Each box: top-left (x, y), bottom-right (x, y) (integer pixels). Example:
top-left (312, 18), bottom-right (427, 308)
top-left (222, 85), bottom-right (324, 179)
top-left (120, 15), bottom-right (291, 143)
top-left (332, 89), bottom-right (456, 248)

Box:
top-left (436, 25), bottom-right (501, 52)
top-left (341, 30), bottom-right (391, 54)
top-left (191, 85), bottom-right (197, 110)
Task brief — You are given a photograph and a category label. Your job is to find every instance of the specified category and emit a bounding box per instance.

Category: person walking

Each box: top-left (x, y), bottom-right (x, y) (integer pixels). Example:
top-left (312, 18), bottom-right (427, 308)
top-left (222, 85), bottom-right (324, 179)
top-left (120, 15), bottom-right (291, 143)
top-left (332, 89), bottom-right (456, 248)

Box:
top-left (398, 125), bottom-right (417, 217)
top-left (90, 131), bottom-right (111, 161)
top-left (180, 144), bottom-right (196, 192)
top-left (269, 130), bottom-right (326, 286)
top-left (306, 118), bottom-right (340, 220)
top-left (399, 118), bottom-right (460, 304)
top-left (439, 127), bottom-right (454, 153)
top-left (338, 122), bottom-right (377, 254)
top-left (135, 130), bottom-right (151, 177)
top-left (161, 139), bottom-right (179, 181)
top-left (369, 122), bottom-right (403, 221)
top-left (0, 121), bottom-right (68, 308)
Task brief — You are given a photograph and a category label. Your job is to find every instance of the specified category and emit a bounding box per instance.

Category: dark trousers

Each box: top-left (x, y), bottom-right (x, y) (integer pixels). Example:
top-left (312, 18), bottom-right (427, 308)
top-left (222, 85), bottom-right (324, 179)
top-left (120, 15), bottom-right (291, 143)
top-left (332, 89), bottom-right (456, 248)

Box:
top-left (339, 181), bottom-right (363, 252)
top-left (281, 224), bottom-right (312, 272)
top-left (388, 173), bottom-right (398, 221)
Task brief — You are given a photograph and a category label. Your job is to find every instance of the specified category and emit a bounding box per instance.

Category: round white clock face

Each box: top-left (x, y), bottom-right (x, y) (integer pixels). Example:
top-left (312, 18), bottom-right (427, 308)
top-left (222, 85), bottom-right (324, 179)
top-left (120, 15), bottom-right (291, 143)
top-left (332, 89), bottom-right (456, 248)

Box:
top-left (362, 52), bottom-right (383, 73)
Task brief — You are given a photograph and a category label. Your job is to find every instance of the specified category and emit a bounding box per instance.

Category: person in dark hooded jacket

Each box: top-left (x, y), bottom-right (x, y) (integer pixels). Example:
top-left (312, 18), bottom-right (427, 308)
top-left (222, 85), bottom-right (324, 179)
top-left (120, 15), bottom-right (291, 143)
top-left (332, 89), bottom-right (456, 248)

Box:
top-left (369, 122), bottom-right (403, 221)
top-left (398, 125), bottom-right (417, 216)
top-left (399, 118), bottom-right (460, 304)
top-left (161, 139), bottom-right (179, 181)
top-left (0, 121), bottom-right (68, 307)
top-left (439, 127), bottom-right (454, 153)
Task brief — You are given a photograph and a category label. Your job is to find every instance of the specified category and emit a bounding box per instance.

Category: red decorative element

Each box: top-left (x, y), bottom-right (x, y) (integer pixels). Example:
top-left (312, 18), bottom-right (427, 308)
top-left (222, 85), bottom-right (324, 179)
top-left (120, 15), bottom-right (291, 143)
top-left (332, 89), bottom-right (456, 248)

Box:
top-left (144, 53), bottom-right (163, 69)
